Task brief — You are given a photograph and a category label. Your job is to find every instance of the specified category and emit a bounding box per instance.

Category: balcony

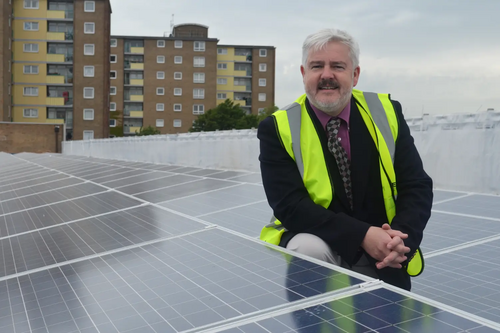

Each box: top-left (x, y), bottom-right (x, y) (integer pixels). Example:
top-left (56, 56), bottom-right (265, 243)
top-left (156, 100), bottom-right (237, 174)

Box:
top-left (47, 54), bottom-right (72, 63)
top-left (129, 47), bottom-right (144, 54)
top-left (127, 79), bottom-right (144, 86)
top-left (47, 31), bottom-right (73, 41)
top-left (47, 9), bottom-right (73, 19)
top-left (46, 75), bottom-right (65, 84)
top-left (125, 95), bottom-right (144, 102)
top-left (128, 111), bottom-right (143, 118)
top-left (47, 97), bottom-right (73, 106)
top-left (233, 85), bottom-right (252, 92)
top-left (234, 70), bottom-right (252, 77)
top-left (124, 126), bottom-right (141, 134)
top-left (46, 118), bottom-right (65, 124)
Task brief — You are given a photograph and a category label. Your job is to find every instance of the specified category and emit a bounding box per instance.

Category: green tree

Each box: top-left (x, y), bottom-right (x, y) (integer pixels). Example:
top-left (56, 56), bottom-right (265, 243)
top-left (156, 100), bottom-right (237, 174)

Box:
top-left (190, 99), bottom-right (259, 132)
top-left (136, 125), bottom-right (161, 136)
top-left (258, 104), bottom-right (279, 123)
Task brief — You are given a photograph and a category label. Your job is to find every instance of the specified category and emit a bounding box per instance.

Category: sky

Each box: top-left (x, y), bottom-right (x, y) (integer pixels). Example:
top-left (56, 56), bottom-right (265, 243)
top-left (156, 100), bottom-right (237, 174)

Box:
top-left (109, 0), bottom-right (500, 117)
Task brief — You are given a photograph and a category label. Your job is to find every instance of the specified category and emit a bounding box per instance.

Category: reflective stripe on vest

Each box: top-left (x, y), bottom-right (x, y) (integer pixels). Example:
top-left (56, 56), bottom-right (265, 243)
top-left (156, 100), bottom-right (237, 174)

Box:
top-left (260, 89), bottom-right (424, 276)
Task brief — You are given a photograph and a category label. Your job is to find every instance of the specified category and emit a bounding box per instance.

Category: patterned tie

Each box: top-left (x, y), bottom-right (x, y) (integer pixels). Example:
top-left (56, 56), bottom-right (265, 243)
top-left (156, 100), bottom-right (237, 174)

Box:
top-left (326, 118), bottom-right (353, 210)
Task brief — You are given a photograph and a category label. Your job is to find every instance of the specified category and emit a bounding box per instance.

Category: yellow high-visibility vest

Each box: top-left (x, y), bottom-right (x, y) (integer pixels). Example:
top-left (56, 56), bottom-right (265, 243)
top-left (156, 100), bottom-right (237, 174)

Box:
top-left (260, 89), bottom-right (423, 276)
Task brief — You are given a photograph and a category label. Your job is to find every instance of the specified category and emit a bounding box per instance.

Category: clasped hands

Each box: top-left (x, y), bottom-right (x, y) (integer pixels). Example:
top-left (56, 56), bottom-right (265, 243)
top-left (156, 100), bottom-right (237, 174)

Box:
top-left (361, 224), bottom-right (410, 270)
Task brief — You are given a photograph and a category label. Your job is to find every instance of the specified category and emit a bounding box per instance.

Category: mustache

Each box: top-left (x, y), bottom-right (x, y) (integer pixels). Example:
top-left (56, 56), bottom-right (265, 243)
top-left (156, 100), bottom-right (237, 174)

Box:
top-left (317, 79), bottom-right (340, 89)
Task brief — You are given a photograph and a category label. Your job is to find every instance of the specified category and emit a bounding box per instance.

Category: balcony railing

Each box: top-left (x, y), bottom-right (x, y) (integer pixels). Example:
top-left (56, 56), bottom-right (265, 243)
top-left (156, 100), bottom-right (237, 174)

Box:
top-left (47, 31), bottom-right (73, 41)
top-left (124, 62), bottom-right (144, 70)
top-left (124, 126), bottom-right (141, 134)
top-left (125, 79), bottom-right (144, 86)
top-left (124, 95), bottom-right (144, 102)
top-left (47, 97), bottom-right (73, 106)
top-left (46, 75), bottom-right (72, 84)
top-left (47, 53), bottom-right (73, 63)
top-left (47, 9), bottom-right (74, 19)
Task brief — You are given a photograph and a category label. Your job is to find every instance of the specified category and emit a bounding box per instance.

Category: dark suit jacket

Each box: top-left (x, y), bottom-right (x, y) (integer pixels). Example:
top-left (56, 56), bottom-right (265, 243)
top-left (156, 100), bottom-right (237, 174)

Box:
top-left (258, 96), bottom-right (433, 290)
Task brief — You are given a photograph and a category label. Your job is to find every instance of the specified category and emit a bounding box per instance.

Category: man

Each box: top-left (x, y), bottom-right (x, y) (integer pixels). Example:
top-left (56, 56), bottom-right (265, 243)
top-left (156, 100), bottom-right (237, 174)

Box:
top-left (258, 28), bottom-right (433, 290)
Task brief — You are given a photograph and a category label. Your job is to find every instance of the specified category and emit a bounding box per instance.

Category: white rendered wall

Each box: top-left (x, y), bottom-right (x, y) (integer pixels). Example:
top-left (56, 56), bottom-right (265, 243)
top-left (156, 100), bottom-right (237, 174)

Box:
top-left (63, 111), bottom-right (500, 194)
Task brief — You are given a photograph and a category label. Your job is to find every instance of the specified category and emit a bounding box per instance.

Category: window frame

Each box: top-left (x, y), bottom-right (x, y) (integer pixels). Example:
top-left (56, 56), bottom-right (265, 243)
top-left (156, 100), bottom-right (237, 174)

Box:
top-left (174, 40), bottom-right (183, 48)
top-left (193, 104), bottom-right (204, 115)
top-left (194, 41), bottom-right (205, 52)
top-left (259, 63), bottom-right (267, 72)
top-left (83, 108), bottom-right (94, 120)
top-left (157, 40), bottom-right (165, 48)
top-left (23, 87), bottom-right (38, 96)
top-left (217, 93), bottom-right (227, 99)
top-left (193, 88), bottom-right (205, 100)
top-left (156, 103), bottom-right (164, 111)
top-left (24, 0), bottom-right (39, 9)
top-left (217, 78), bottom-right (227, 85)
top-left (259, 78), bottom-right (267, 87)
top-left (83, 87), bottom-right (95, 99)
top-left (258, 93), bottom-right (267, 102)
top-left (110, 39), bottom-right (117, 47)
top-left (193, 73), bottom-right (205, 84)
top-left (84, 22), bottom-right (95, 34)
top-left (174, 56), bottom-right (183, 64)
top-left (217, 48), bottom-right (228, 55)
top-left (193, 56), bottom-right (205, 68)
top-left (83, 130), bottom-right (94, 140)
top-left (110, 54), bottom-right (117, 63)
top-left (174, 72), bottom-right (182, 80)
top-left (23, 65), bottom-right (39, 74)
top-left (23, 43), bottom-right (39, 53)
top-left (156, 71), bottom-right (165, 80)
top-left (23, 108), bottom-right (38, 118)
top-left (24, 21), bottom-right (39, 31)
top-left (173, 88), bottom-right (182, 96)
top-left (259, 49), bottom-right (267, 57)
top-left (109, 119), bottom-right (116, 127)
top-left (156, 87), bottom-right (165, 96)
top-left (83, 66), bottom-right (95, 77)
top-left (110, 86), bottom-right (117, 95)
top-left (84, 44), bottom-right (95, 56)
top-left (217, 63), bottom-right (227, 70)
top-left (110, 70), bottom-right (117, 79)
top-left (156, 119), bottom-right (165, 127)
top-left (157, 55), bottom-right (165, 64)
top-left (173, 119), bottom-right (182, 128)
top-left (173, 104), bottom-right (182, 112)
top-left (110, 102), bottom-right (116, 111)
top-left (84, 1), bottom-right (95, 12)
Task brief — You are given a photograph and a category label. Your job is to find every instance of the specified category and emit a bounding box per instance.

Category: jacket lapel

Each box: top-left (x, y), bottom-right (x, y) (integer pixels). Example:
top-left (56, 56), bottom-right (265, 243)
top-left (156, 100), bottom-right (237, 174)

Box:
top-left (349, 97), bottom-right (375, 211)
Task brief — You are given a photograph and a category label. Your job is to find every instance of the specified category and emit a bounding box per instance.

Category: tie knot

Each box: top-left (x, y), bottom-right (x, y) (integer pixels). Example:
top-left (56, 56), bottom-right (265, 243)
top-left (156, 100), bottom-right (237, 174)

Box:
top-left (327, 118), bottom-right (342, 135)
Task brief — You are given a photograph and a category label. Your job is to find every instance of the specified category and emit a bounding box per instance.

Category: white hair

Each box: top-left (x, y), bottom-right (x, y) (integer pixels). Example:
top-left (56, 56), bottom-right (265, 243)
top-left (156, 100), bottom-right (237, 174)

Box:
top-left (302, 28), bottom-right (360, 69)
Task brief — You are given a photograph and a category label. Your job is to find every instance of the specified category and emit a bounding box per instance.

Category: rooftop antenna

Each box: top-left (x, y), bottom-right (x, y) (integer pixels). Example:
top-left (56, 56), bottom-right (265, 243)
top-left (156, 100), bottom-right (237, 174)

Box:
top-left (170, 14), bottom-right (175, 36)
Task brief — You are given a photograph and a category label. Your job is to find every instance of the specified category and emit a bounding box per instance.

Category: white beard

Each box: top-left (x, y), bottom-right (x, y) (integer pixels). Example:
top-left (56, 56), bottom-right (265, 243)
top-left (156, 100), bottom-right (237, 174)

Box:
top-left (306, 85), bottom-right (353, 116)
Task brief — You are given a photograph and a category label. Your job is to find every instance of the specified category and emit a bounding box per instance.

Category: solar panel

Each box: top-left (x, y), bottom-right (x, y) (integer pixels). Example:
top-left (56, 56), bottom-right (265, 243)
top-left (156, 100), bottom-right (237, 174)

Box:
top-left (0, 153), bottom-right (498, 333)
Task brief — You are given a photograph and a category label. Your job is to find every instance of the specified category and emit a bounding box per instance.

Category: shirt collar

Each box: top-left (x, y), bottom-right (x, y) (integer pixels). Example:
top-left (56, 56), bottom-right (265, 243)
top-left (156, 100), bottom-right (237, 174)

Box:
top-left (310, 99), bottom-right (351, 130)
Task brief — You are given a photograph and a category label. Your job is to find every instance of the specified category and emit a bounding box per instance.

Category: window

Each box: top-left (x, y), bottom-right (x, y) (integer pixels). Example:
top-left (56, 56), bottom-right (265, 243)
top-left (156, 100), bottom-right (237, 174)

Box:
top-left (84, 22), bottom-right (95, 34)
top-left (259, 49), bottom-right (267, 57)
top-left (156, 71), bottom-right (165, 79)
top-left (174, 40), bottom-right (182, 48)
top-left (156, 119), bottom-right (164, 127)
top-left (217, 63), bottom-right (227, 70)
top-left (194, 41), bottom-right (205, 51)
top-left (193, 56), bottom-right (205, 67)
top-left (157, 55), bottom-right (165, 63)
top-left (110, 102), bottom-right (116, 111)
top-left (24, 0), bottom-right (39, 9)
top-left (173, 119), bottom-right (182, 128)
top-left (173, 104), bottom-right (182, 112)
top-left (174, 88), bottom-right (182, 96)
top-left (110, 86), bottom-right (116, 95)
top-left (193, 73), bottom-right (205, 83)
top-left (84, 66), bottom-right (94, 77)
top-left (259, 63), bottom-right (267, 72)
top-left (84, 44), bottom-right (95, 55)
top-left (174, 56), bottom-right (182, 64)
top-left (110, 71), bottom-right (117, 79)
top-left (110, 54), bottom-right (117, 63)
top-left (258, 93), bottom-right (266, 102)
top-left (23, 43), bottom-right (38, 52)
top-left (156, 87), bottom-right (165, 95)
top-left (84, 1), bottom-right (95, 12)
top-left (23, 65), bottom-right (38, 74)
top-left (83, 109), bottom-right (94, 120)
top-left (24, 22), bottom-right (39, 31)
top-left (157, 40), bottom-right (165, 48)
top-left (259, 78), bottom-right (267, 87)
top-left (83, 130), bottom-right (94, 140)
top-left (23, 87), bottom-right (38, 96)
top-left (258, 108), bottom-right (265, 114)
top-left (193, 89), bottom-right (205, 99)
top-left (110, 39), bottom-right (117, 47)
top-left (83, 87), bottom-right (94, 99)
top-left (23, 108), bottom-right (38, 118)
top-left (156, 103), bottom-right (164, 111)
top-left (217, 93), bottom-right (227, 99)
top-left (217, 48), bottom-right (227, 55)
top-left (174, 72), bottom-right (182, 80)
top-left (217, 78), bottom-right (227, 85)
top-left (110, 119), bottom-right (116, 127)
top-left (193, 104), bottom-right (204, 115)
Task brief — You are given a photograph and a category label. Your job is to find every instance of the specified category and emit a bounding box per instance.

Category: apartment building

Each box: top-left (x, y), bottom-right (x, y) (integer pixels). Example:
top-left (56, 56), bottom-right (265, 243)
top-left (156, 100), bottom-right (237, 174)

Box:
top-left (1, 1), bottom-right (13, 121)
top-left (111, 24), bottom-right (275, 136)
top-left (9, 0), bottom-right (111, 140)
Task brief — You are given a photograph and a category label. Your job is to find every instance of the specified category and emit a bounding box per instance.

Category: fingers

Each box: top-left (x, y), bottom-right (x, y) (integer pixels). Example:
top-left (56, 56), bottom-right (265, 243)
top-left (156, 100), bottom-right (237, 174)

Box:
top-left (376, 251), bottom-right (408, 270)
top-left (382, 224), bottom-right (408, 239)
top-left (386, 236), bottom-right (410, 254)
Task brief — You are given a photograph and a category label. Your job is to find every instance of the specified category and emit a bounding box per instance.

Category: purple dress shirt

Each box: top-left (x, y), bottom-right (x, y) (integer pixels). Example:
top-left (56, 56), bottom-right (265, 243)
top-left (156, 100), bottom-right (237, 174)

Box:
top-left (310, 101), bottom-right (351, 160)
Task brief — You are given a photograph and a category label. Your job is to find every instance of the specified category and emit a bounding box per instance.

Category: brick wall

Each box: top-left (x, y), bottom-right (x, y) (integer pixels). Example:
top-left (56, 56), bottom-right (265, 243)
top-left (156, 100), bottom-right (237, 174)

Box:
top-left (0, 123), bottom-right (64, 154)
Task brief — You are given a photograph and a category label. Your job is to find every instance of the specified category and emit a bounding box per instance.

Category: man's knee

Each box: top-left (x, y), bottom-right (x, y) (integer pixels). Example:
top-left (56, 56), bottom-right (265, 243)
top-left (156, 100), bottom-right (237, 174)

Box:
top-left (286, 233), bottom-right (341, 265)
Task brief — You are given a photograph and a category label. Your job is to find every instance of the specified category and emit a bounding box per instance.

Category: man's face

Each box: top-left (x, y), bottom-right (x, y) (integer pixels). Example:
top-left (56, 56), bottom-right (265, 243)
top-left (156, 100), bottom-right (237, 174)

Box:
top-left (301, 41), bottom-right (360, 116)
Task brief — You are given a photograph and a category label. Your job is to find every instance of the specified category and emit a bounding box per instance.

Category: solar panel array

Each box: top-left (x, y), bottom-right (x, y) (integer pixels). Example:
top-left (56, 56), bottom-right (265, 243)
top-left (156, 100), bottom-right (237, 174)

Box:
top-left (1, 152), bottom-right (499, 333)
